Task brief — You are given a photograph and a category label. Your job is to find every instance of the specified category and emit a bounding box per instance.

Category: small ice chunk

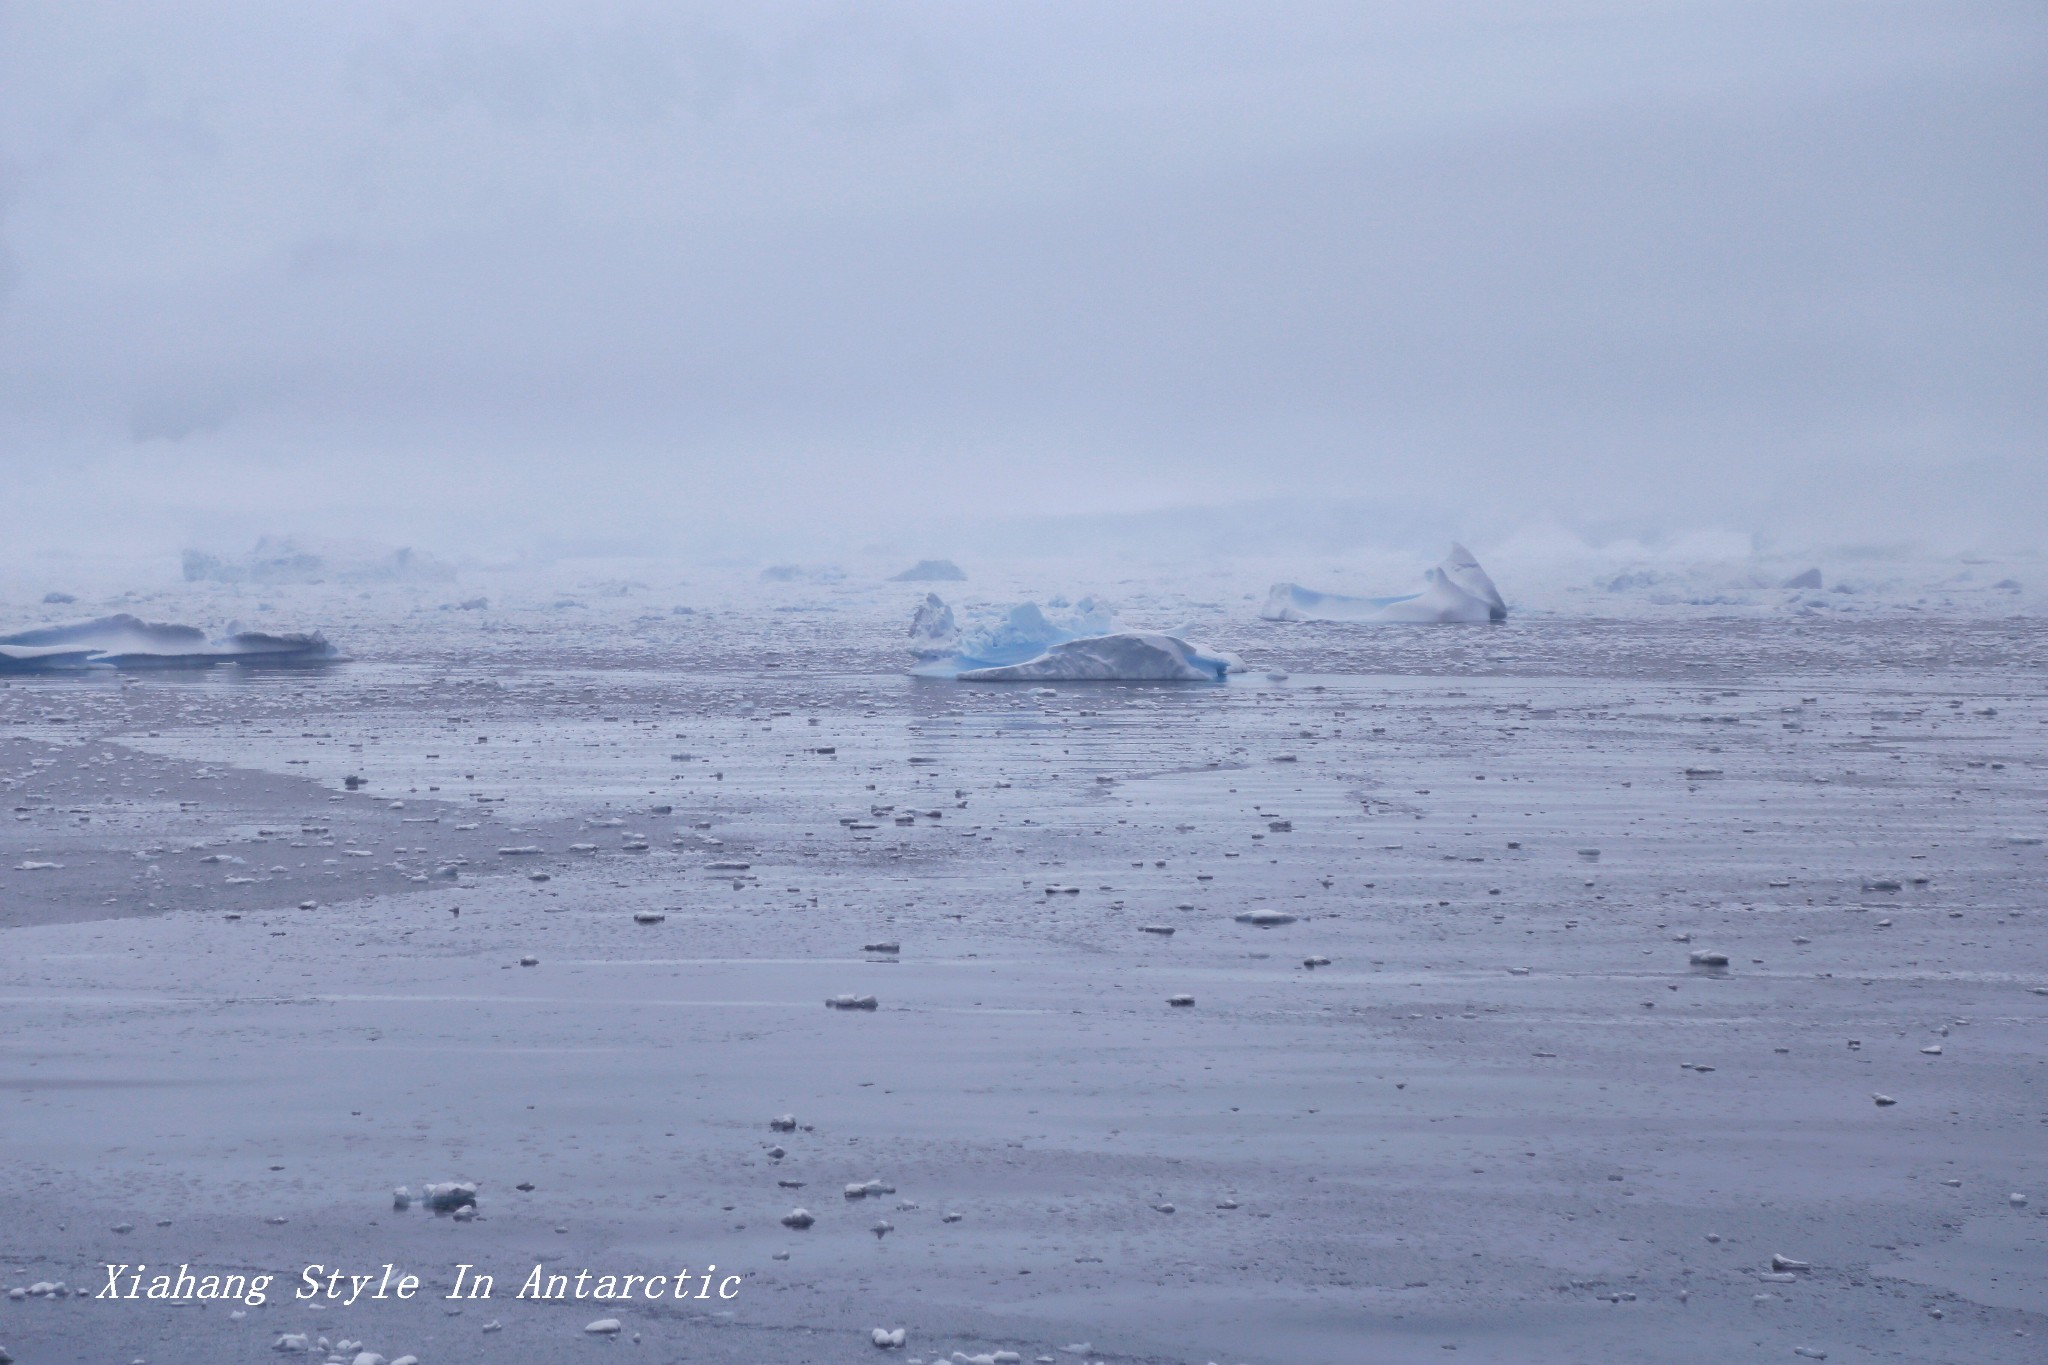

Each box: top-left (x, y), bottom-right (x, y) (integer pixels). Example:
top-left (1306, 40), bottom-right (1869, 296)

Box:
top-left (423, 1182), bottom-right (477, 1212)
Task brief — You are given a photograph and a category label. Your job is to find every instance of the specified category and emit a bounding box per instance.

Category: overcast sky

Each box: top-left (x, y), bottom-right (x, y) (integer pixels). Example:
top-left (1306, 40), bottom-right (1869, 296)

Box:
top-left (1, 1), bottom-right (2042, 560)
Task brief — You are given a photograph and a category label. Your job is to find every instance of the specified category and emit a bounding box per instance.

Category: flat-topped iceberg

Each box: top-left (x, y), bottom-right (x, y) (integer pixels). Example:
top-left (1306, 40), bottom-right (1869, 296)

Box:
top-left (0, 615), bottom-right (342, 671)
top-left (910, 595), bottom-right (1238, 682)
top-left (1262, 543), bottom-right (1507, 624)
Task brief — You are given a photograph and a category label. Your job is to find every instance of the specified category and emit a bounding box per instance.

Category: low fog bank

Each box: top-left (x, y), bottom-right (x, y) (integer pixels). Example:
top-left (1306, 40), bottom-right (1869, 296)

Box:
top-left (0, 504), bottom-right (2036, 637)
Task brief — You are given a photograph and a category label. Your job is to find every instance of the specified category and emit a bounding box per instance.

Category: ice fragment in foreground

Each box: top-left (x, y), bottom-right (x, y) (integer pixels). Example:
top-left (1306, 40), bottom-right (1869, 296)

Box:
top-left (423, 1181), bottom-right (477, 1212)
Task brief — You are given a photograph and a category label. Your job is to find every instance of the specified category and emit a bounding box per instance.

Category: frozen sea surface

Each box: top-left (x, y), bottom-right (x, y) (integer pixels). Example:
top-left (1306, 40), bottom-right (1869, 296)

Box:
top-left (0, 577), bottom-right (2043, 1365)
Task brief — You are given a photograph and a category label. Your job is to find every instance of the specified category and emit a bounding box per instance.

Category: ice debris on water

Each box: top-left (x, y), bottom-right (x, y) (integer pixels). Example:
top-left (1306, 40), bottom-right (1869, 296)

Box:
top-left (1261, 544), bottom-right (1507, 623)
top-left (872, 1326), bottom-right (909, 1348)
top-left (781, 1208), bottom-right (815, 1229)
top-left (1168, 994), bottom-right (1196, 1007)
top-left (585, 1318), bottom-right (622, 1334)
top-left (770, 1114), bottom-right (798, 1132)
top-left (1234, 910), bottom-right (1297, 926)
top-left (1688, 950), bottom-right (1730, 967)
top-left (827, 993), bottom-right (880, 1010)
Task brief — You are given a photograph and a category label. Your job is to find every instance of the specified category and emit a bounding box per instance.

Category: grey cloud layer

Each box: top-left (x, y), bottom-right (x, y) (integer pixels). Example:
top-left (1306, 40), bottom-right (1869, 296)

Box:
top-left (1, 1), bottom-right (2041, 554)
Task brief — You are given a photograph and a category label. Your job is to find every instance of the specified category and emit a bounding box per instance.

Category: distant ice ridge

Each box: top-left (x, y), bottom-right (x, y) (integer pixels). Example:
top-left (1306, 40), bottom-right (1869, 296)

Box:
top-left (889, 558), bottom-right (966, 582)
top-left (1262, 543), bottom-right (1507, 623)
top-left (182, 536), bottom-right (452, 585)
top-left (908, 594), bottom-right (1239, 681)
top-left (0, 615), bottom-right (341, 672)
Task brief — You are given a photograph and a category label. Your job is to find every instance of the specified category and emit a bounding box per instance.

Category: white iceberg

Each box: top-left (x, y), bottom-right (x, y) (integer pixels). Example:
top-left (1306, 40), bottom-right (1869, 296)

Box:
top-left (911, 596), bottom-right (1238, 682)
top-left (0, 615), bottom-right (342, 672)
top-left (1261, 543), bottom-right (1507, 623)
top-left (908, 593), bottom-right (959, 663)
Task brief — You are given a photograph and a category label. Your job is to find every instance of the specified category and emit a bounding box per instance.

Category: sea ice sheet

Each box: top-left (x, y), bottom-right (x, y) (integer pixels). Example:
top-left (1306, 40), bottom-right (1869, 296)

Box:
top-left (0, 614), bottom-right (340, 671)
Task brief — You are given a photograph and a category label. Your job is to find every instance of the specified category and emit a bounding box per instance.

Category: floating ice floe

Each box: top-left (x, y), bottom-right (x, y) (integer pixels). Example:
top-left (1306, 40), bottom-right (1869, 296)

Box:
top-left (910, 595), bottom-right (1239, 682)
top-left (1261, 543), bottom-right (1507, 623)
top-left (0, 615), bottom-right (340, 672)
